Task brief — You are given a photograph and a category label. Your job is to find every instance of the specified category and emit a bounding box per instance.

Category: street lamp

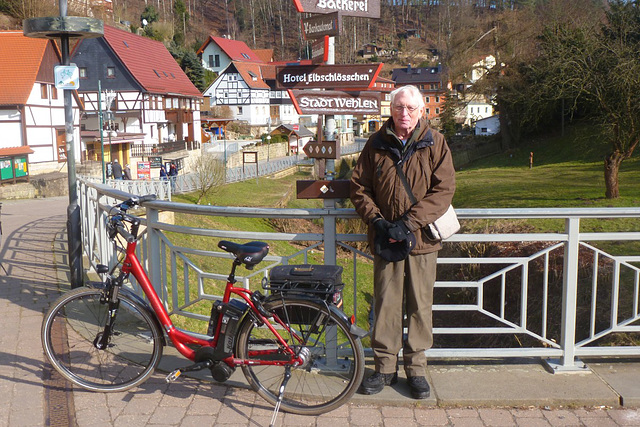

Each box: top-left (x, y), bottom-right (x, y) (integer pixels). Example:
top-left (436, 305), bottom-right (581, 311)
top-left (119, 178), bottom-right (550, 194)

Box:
top-left (266, 135), bottom-right (271, 162)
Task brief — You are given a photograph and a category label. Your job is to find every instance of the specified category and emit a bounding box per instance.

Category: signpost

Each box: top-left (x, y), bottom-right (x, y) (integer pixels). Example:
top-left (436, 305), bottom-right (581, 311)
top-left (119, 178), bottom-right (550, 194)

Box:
top-left (293, 0), bottom-right (380, 18)
top-left (275, 63), bottom-right (382, 90)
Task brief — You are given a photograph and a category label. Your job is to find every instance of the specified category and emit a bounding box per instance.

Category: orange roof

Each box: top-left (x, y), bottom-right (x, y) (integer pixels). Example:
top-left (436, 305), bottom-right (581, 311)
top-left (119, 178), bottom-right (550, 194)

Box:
top-left (0, 31), bottom-right (53, 106)
top-left (233, 62), bottom-right (270, 90)
top-left (253, 49), bottom-right (274, 63)
top-left (0, 146), bottom-right (34, 156)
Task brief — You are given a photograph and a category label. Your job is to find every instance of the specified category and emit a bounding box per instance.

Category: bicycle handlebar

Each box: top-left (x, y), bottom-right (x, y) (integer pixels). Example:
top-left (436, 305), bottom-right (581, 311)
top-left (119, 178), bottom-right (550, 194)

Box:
top-left (108, 194), bottom-right (157, 243)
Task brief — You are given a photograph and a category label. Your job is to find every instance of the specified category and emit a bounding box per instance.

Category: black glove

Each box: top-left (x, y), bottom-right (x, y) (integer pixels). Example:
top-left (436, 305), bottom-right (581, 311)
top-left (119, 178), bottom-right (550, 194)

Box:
top-left (373, 217), bottom-right (393, 240)
top-left (387, 220), bottom-right (411, 241)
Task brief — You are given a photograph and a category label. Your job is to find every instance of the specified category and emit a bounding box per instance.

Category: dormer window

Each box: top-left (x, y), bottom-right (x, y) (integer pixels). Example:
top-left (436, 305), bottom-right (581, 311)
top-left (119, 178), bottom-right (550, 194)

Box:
top-left (241, 53), bottom-right (250, 59)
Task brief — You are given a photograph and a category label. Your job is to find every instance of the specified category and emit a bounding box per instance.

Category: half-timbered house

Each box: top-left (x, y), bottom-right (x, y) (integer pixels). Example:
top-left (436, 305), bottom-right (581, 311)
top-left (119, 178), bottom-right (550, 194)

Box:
top-left (72, 25), bottom-right (202, 165)
top-left (0, 31), bottom-right (82, 177)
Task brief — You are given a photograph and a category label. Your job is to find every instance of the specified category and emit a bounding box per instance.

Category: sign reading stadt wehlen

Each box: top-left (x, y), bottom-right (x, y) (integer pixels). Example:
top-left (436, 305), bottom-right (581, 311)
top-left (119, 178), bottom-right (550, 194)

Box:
top-left (289, 89), bottom-right (381, 115)
top-left (276, 63), bottom-right (382, 90)
top-left (293, 0), bottom-right (380, 19)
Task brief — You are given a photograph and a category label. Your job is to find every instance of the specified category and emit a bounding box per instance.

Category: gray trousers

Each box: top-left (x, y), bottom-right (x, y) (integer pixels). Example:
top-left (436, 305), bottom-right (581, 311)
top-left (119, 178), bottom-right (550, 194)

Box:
top-left (372, 251), bottom-right (437, 377)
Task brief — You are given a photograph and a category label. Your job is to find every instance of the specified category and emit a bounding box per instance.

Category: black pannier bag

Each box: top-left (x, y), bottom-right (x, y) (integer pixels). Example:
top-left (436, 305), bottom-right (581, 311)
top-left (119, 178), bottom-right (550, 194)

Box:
top-left (264, 264), bottom-right (344, 325)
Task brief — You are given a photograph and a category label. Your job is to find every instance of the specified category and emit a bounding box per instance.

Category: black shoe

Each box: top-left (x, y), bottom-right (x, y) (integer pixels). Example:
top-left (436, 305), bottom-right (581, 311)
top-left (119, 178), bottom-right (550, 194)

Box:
top-left (407, 376), bottom-right (430, 399)
top-left (357, 371), bottom-right (398, 395)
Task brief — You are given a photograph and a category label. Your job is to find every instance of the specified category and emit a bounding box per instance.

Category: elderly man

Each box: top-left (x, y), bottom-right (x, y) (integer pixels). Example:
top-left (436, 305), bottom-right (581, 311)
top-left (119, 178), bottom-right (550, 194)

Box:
top-left (350, 85), bottom-right (456, 399)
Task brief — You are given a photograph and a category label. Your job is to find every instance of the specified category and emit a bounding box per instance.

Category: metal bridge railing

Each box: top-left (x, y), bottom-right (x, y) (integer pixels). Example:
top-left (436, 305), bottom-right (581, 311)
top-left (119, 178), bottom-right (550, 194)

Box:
top-left (78, 177), bottom-right (640, 370)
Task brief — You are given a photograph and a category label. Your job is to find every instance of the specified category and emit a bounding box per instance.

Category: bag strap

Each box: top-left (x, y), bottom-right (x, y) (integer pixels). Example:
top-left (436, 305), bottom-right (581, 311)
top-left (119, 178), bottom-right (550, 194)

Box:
top-left (395, 161), bottom-right (418, 205)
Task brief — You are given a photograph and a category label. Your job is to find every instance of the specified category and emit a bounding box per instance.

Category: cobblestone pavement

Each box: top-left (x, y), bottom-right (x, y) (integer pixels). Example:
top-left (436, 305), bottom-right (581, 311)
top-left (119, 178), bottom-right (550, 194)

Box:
top-left (2, 197), bottom-right (640, 426)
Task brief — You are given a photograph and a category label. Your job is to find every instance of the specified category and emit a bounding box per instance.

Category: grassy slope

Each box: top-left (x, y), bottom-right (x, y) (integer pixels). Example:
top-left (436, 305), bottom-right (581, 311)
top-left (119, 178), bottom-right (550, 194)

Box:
top-left (170, 125), bottom-right (640, 335)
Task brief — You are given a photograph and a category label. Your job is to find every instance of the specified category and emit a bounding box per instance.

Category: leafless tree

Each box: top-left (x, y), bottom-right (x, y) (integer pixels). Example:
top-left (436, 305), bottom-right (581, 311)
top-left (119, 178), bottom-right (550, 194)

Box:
top-left (189, 153), bottom-right (226, 204)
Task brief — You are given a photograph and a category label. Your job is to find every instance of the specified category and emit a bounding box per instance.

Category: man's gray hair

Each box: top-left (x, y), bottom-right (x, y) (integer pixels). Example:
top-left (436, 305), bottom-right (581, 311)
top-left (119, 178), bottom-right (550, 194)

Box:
top-left (390, 85), bottom-right (425, 108)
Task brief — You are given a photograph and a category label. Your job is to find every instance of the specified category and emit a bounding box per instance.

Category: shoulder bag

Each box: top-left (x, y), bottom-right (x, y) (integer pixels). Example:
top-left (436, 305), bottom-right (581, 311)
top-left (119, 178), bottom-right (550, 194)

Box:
top-left (395, 162), bottom-right (460, 242)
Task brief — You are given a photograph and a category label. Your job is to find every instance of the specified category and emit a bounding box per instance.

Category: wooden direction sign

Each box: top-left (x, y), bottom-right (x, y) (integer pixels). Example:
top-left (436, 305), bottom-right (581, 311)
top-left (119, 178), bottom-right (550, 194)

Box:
top-left (293, 0), bottom-right (380, 19)
top-left (303, 140), bottom-right (337, 159)
top-left (276, 63), bottom-right (382, 90)
top-left (296, 179), bottom-right (351, 199)
top-left (289, 89), bottom-right (380, 115)
top-left (302, 12), bottom-right (340, 39)
top-left (310, 36), bottom-right (329, 64)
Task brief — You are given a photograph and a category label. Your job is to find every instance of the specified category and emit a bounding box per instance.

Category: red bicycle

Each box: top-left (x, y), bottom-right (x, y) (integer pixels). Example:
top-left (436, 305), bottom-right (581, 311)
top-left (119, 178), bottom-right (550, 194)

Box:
top-left (41, 195), bottom-right (365, 417)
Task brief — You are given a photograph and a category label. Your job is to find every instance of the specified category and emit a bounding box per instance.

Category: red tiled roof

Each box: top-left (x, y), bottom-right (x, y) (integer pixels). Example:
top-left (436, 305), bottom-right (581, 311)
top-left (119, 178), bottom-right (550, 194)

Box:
top-left (233, 62), bottom-right (270, 89)
top-left (103, 26), bottom-right (201, 98)
top-left (0, 146), bottom-right (34, 156)
top-left (0, 32), bottom-right (51, 106)
top-left (253, 49), bottom-right (274, 63)
top-left (197, 36), bottom-right (264, 63)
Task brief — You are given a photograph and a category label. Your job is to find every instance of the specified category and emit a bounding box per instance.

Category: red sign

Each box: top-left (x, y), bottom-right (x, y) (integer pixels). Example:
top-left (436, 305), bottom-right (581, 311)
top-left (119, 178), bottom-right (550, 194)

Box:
top-left (293, 0), bottom-right (380, 18)
top-left (276, 63), bottom-right (382, 90)
top-left (303, 141), bottom-right (337, 159)
top-left (310, 36), bottom-right (329, 64)
top-left (137, 161), bottom-right (150, 180)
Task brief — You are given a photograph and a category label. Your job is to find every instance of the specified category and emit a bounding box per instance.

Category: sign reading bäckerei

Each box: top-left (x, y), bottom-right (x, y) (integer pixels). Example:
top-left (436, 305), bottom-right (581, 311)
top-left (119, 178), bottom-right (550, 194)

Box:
top-left (276, 63), bottom-right (382, 89)
top-left (289, 89), bottom-right (381, 115)
top-left (293, 0), bottom-right (380, 18)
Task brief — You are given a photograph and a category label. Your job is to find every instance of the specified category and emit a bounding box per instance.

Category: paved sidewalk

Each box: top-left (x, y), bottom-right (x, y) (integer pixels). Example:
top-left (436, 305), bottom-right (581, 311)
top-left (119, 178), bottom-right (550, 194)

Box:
top-left (1, 197), bottom-right (640, 426)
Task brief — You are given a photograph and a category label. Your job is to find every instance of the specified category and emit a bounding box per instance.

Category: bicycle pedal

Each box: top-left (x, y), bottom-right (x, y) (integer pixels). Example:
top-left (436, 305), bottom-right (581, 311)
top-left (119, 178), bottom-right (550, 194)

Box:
top-left (166, 369), bottom-right (182, 383)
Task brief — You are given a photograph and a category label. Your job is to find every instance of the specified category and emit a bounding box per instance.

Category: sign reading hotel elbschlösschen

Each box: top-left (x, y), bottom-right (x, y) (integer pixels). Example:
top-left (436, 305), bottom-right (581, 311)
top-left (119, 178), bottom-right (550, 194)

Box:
top-left (276, 63), bottom-right (382, 90)
top-left (289, 89), bottom-right (380, 115)
top-left (293, 0), bottom-right (380, 19)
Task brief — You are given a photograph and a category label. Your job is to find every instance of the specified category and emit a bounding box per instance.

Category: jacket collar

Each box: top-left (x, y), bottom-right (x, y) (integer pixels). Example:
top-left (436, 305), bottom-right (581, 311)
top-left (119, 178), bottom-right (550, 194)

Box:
top-left (372, 118), bottom-right (434, 161)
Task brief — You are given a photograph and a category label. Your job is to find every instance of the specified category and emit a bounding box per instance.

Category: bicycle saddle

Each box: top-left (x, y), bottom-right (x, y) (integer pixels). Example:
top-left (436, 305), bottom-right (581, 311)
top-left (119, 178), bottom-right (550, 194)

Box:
top-left (218, 241), bottom-right (269, 267)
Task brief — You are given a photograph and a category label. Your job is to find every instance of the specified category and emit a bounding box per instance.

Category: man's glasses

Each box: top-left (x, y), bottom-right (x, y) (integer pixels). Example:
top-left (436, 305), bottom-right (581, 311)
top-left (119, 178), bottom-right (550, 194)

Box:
top-left (393, 104), bottom-right (420, 114)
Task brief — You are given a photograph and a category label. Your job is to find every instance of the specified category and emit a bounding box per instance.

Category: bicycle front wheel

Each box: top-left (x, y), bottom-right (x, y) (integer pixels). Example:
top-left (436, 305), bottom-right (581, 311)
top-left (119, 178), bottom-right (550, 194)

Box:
top-left (42, 287), bottom-right (164, 392)
top-left (236, 298), bottom-right (364, 415)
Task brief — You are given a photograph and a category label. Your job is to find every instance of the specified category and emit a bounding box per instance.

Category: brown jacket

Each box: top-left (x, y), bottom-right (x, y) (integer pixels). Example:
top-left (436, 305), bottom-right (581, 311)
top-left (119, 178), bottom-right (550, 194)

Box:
top-left (350, 117), bottom-right (456, 254)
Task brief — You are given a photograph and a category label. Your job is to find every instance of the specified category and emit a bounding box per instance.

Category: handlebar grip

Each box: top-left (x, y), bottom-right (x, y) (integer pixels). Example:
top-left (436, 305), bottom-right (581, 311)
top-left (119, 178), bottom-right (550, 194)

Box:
top-left (117, 224), bottom-right (136, 243)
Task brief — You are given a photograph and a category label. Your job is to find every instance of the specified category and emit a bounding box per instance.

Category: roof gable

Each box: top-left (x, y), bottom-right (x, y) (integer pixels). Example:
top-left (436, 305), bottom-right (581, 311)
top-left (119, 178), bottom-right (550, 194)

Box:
top-left (102, 26), bottom-right (201, 97)
top-left (202, 36), bottom-right (264, 63)
top-left (392, 65), bottom-right (443, 85)
top-left (0, 31), bottom-right (54, 106)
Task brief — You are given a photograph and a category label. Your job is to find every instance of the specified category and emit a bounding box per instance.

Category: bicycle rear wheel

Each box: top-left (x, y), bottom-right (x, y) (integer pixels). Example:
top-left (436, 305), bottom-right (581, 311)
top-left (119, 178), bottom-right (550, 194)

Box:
top-left (42, 287), bottom-right (163, 392)
top-left (236, 298), bottom-right (364, 415)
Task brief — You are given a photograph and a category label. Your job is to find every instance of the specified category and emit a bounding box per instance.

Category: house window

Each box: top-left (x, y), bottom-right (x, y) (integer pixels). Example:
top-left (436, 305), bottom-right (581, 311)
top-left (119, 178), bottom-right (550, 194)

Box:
top-left (425, 96), bottom-right (429, 103)
top-left (481, 127), bottom-right (488, 133)
top-left (214, 54), bottom-right (220, 68)
top-left (435, 108), bottom-right (440, 114)
top-left (436, 96), bottom-right (440, 103)
top-left (79, 67), bottom-right (87, 79)
top-left (425, 108), bottom-right (430, 115)
top-left (51, 86), bottom-right (58, 100)
top-left (238, 106), bottom-right (243, 114)
top-left (107, 67), bottom-right (116, 78)
top-left (40, 83), bottom-right (48, 99)
top-left (208, 55), bottom-right (214, 68)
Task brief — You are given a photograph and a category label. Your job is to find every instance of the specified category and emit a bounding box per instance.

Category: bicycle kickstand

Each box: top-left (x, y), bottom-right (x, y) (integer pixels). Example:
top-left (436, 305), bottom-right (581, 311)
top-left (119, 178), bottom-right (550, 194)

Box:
top-left (269, 365), bottom-right (292, 427)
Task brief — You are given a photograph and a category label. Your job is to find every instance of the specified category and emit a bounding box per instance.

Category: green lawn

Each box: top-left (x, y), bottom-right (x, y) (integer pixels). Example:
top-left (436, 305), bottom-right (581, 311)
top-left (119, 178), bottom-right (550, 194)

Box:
top-left (167, 125), bottom-right (640, 338)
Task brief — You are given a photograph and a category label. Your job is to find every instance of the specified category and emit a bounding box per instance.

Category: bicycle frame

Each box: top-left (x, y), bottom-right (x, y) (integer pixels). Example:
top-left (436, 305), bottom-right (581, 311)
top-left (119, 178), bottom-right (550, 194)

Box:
top-left (118, 239), bottom-right (304, 367)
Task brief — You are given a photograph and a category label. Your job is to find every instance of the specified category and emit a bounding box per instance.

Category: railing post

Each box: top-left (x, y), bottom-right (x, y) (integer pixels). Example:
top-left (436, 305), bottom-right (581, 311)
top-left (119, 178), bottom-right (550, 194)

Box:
top-left (146, 205), bottom-right (163, 298)
top-left (546, 217), bottom-right (587, 372)
top-left (323, 199), bottom-right (337, 265)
